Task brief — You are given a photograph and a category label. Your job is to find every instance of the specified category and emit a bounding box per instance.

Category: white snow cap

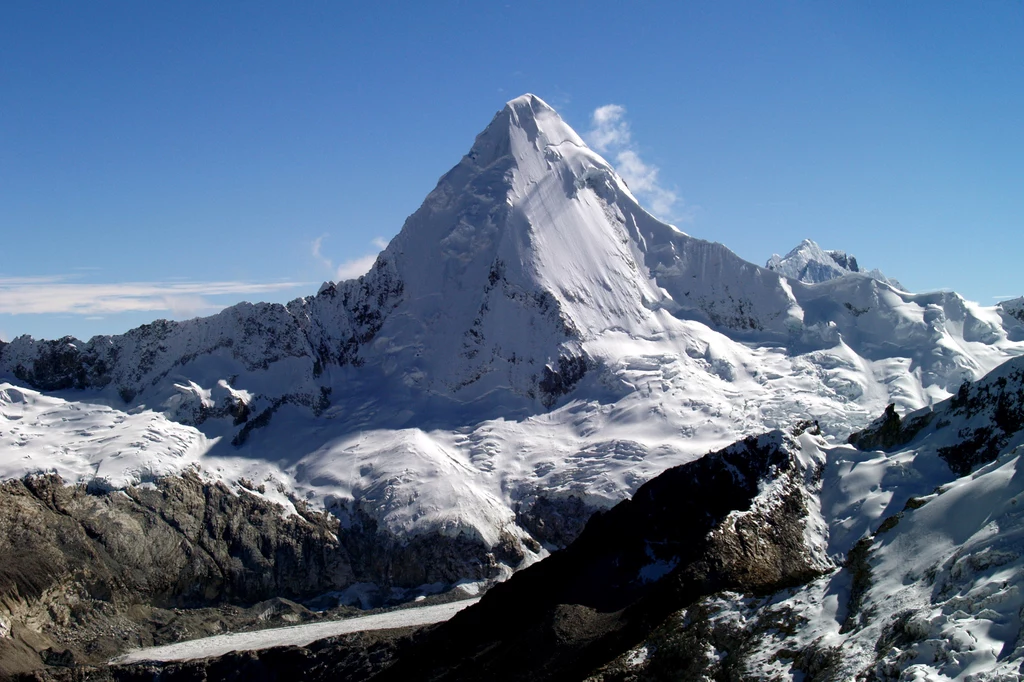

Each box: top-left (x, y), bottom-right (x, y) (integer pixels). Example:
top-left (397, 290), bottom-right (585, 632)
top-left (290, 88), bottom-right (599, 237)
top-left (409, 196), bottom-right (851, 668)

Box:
top-left (502, 93), bottom-right (586, 146)
top-left (766, 238), bottom-right (902, 289)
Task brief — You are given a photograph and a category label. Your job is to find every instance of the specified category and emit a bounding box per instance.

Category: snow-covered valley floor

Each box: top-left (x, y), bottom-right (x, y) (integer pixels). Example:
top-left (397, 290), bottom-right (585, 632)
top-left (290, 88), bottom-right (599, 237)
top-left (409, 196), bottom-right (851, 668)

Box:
top-left (109, 598), bottom-right (480, 665)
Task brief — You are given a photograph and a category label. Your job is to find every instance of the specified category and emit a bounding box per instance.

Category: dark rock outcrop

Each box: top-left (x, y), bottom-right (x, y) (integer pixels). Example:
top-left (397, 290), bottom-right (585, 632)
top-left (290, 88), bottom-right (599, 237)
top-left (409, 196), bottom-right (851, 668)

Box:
top-left (0, 473), bottom-right (503, 677)
top-left (367, 431), bottom-right (825, 681)
top-left (847, 403), bottom-right (935, 452)
top-left (514, 494), bottom-right (595, 549)
top-left (848, 357), bottom-right (1024, 476)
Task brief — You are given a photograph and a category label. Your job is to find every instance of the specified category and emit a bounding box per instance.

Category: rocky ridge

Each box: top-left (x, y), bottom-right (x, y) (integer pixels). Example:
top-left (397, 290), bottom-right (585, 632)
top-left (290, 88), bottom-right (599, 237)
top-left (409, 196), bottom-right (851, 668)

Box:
top-left (0, 472), bottom-right (504, 678)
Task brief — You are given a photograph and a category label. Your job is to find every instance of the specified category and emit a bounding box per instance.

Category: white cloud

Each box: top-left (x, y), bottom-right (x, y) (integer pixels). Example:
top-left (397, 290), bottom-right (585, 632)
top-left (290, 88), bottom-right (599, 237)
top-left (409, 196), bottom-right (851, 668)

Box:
top-left (584, 104), bottom-right (681, 220)
top-left (335, 254), bottom-right (379, 280)
top-left (311, 235), bottom-right (390, 282)
top-left (312, 234), bottom-right (333, 272)
top-left (0, 277), bottom-right (310, 316)
top-left (587, 104), bottom-right (630, 152)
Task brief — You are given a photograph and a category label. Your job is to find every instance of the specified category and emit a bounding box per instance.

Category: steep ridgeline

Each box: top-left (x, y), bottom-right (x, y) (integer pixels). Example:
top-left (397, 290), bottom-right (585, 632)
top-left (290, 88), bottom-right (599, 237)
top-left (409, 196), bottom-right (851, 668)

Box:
top-left (368, 429), bottom-right (832, 682)
top-left (1, 94), bottom-right (1024, 648)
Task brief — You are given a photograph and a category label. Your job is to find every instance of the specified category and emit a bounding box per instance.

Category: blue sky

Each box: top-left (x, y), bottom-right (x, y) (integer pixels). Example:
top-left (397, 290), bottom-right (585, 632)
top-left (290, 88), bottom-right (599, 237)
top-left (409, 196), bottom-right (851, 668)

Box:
top-left (2, 2), bottom-right (1022, 341)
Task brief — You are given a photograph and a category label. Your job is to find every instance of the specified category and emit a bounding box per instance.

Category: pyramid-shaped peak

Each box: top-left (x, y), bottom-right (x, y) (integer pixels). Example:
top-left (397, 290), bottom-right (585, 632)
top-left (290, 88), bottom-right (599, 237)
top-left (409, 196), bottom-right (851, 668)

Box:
top-left (469, 94), bottom-right (587, 162)
top-left (504, 93), bottom-right (556, 118)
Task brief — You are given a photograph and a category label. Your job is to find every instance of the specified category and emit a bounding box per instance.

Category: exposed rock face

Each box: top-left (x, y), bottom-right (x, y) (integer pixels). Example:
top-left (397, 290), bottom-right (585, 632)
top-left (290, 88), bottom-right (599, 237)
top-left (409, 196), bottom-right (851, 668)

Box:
top-left (846, 402), bottom-right (935, 452)
top-left (366, 431), bottom-right (828, 681)
top-left (0, 473), bottom-right (504, 677)
top-left (604, 358), bottom-right (1024, 681)
top-left (514, 494), bottom-right (596, 549)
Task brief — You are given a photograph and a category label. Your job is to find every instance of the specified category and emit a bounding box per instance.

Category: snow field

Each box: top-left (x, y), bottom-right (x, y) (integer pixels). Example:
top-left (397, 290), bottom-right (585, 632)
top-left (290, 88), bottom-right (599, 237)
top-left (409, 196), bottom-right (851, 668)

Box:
top-left (110, 598), bottom-right (480, 665)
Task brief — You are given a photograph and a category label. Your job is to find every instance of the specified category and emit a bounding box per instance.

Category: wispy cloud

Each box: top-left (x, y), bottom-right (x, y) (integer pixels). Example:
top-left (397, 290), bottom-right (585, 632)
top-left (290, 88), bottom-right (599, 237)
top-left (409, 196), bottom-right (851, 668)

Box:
top-left (312, 235), bottom-right (334, 272)
top-left (585, 104), bottom-right (681, 220)
top-left (587, 104), bottom-right (630, 151)
top-left (0, 276), bottom-right (310, 316)
top-left (335, 255), bottom-right (379, 280)
top-left (312, 235), bottom-right (390, 282)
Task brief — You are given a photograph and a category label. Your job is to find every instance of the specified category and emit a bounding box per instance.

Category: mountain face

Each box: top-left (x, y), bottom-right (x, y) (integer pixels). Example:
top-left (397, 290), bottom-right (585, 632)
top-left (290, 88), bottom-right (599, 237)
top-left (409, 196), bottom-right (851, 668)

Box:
top-left (2, 94), bottom-right (1024, 675)
top-left (767, 238), bottom-right (903, 290)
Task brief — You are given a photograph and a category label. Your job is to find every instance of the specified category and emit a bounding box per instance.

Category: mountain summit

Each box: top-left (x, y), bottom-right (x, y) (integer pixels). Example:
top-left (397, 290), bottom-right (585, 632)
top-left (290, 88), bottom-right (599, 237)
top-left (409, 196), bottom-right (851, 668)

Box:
top-left (767, 238), bottom-right (902, 289)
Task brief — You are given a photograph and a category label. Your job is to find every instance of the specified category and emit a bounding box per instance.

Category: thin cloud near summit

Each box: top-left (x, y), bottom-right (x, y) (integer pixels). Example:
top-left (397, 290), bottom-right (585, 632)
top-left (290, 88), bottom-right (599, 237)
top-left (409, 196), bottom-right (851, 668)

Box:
top-left (312, 235), bottom-right (390, 282)
top-left (584, 104), bottom-right (681, 221)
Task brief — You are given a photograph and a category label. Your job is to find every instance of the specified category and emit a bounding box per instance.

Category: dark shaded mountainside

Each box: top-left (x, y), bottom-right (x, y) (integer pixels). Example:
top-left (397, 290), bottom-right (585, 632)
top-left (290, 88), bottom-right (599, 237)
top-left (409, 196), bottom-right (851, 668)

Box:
top-left (0, 471), bottom-right (511, 680)
top-left (82, 355), bottom-right (1024, 682)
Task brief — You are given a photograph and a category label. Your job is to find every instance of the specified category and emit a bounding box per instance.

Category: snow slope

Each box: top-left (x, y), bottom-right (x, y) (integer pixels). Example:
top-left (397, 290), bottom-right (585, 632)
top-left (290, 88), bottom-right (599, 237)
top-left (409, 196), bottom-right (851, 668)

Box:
top-left (2, 94), bottom-right (1023, 570)
top-left (0, 382), bottom-right (207, 487)
top-left (685, 356), bottom-right (1024, 681)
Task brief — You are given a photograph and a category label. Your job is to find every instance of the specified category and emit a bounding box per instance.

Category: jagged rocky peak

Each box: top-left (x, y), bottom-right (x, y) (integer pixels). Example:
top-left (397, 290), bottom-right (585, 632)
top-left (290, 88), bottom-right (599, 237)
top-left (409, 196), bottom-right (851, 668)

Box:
top-left (767, 238), bottom-right (902, 289)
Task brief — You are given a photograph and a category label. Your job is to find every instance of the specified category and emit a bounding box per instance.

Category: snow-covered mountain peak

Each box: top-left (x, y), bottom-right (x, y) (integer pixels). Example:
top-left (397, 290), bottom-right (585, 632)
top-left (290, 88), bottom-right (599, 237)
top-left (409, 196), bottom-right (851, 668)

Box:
top-left (500, 93), bottom-right (582, 147)
top-left (361, 93), bottom-right (673, 404)
top-left (767, 238), bottom-right (902, 289)
top-left (445, 93), bottom-right (589, 181)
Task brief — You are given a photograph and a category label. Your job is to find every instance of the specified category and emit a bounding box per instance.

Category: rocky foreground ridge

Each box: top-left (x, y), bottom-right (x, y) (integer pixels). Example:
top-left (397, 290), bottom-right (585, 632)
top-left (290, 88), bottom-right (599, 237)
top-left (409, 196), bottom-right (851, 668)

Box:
top-left (0, 470), bottom-right (514, 679)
